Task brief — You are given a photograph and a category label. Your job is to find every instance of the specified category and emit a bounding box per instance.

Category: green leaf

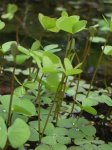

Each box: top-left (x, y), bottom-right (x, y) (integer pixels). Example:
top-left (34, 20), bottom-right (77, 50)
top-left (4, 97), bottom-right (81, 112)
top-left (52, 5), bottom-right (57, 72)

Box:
top-left (57, 118), bottom-right (73, 128)
top-left (102, 45), bottom-right (112, 56)
top-left (46, 73), bottom-right (59, 92)
top-left (44, 44), bottom-right (61, 53)
top-left (14, 86), bottom-right (26, 97)
top-left (67, 146), bottom-right (83, 150)
top-left (2, 41), bottom-right (17, 53)
top-left (18, 45), bottom-right (29, 55)
top-left (98, 144), bottom-right (112, 150)
top-left (61, 11), bottom-right (68, 17)
top-left (38, 13), bottom-right (59, 32)
top-left (35, 144), bottom-right (52, 150)
top-left (1, 95), bottom-right (20, 111)
top-left (53, 127), bottom-right (68, 136)
top-left (64, 58), bottom-right (82, 76)
top-left (31, 40), bottom-right (40, 51)
top-left (64, 58), bottom-right (73, 70)
top-left (90, 36), bottom-right (106, 43)
top-left (109, 17), bottom-right (112, 32)
top-left (74, 139), bottom-right (89, 145)
top-left (68, 128), bottom-right (85, 139)
top-left (56, 15), bottom-right (79, 34)
top-left (7, 4), bottom-right (18, 14)
top-left (1, 95), bottom-right (36, 116)
top-left (52, 143), bottom-right (67, 150)
top-left (80, 125), bottom-right (96, 137)
top-left (101, 95), bottom-right (112, 106)
top-left (0, 20), bottom-right (5, 30)
top-left (28, 127), bottom-right (39, 141)
top-left (16, 54), bottom-right (30, 64)
top-left (82, 98), bottom-right (98, 107)
top-left (42, 136), bottom-right (57, 145)
top-left (13, 99), bottom-right (36, 116)
top-left (83, 143), bottom-right (96, 150)
top-left (73, 20), bottom-right (87, 33)
top-left (43, 51), bottom-right (60, 64)
top-left (23, 81), bottom-right (38, 90)
top-left (2, 4), bottom-right (18, 20)
top-left (8, 118), bottom-right (30, 148)
top-left (42, 56), bottom-right (58, 73)
top-left (82, 106), bottom-right (97, 115)
top-left (30, 51), bottom-right (42, 68)
top-left (0, 116), bottom-right (7, 149)
top-left (57, 136), bottom-right (71, 144)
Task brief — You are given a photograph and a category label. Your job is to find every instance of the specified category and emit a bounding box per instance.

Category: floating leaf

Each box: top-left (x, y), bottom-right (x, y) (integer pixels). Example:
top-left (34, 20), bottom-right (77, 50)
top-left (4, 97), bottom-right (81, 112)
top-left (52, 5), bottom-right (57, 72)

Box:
top-left (98, 144), bottom-right (112, 150)
top-left (52, 143), bottom-right (67, 150)
top-left (82, 106), bottom-right (97, 115)
top-left (42, 136), bottom-right (57, 145)
top-left (67, 146), bottom-right (83, 150)
top-left (28, 127), bottom-right (39, 141)
top-left (80, 125), bottom-right (96, 137)
top-left (0, 116), bottom-right (7, 149)
top-left (8, 118), bottom-right (30, 148)
top-left (57, 136), bottom-right (71, 144)
top-left (35, 144), bottom-right (52, 150)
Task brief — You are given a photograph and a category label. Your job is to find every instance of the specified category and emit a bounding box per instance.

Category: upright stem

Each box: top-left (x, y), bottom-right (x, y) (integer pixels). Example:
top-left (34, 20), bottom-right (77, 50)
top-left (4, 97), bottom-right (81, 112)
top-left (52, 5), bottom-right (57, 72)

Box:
top-left (86, 33), bottom-right (109, 97)
top-left (36, 74), bottom-right (43, 142)
top-left (55, 76), bottom-right (68, 125)
top-left (7, 59), bottom-right (16, 127)
top-left (40, 75), bottom-right (65, 140)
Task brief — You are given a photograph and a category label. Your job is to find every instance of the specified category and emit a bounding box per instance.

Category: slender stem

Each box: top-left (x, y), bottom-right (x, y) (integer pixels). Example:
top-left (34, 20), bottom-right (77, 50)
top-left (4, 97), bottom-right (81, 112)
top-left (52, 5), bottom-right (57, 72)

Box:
top-left (7, 59), bottom-right (16, 127)
top-left (70, 49), bottom-right (81, 114)
top-left (55, 77), bottom-right (68, 125)
top-left (86, 45), bottom-right (106, 97)
top-left (65, 34), bottom-right (73, 58)
top-left (35, 74), bottom-right (43, 142)
top-left (40, 75), bottom-right (65, 140)
top-left (86, 33), bottom-right (109, 97)
top-left (71, 75), bottom-right (80, 114)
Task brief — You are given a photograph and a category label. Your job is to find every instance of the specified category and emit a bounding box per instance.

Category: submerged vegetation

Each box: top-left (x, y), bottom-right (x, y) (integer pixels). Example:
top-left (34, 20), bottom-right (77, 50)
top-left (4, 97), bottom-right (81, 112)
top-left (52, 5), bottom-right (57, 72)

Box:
top-left (0, 2), bottom-right (112, 150)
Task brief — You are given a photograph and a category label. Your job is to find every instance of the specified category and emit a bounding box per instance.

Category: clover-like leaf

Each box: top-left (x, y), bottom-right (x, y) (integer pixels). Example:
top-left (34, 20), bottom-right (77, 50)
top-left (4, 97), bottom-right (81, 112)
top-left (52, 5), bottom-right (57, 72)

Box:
top-left (2, 4), bottom-right (18, 20)
top-left (56, 15), bottom-right (79, 34)
top-left (8, 118), bottom-right (30, 148)
top-left (0, 20), bottom-right (5, 30)
top-left (102, 45), bottom-right (112, 56)
top-left (1, 41), bottom-right (17, 53)
top-left (0, 116), bottom-right (7, 149)
top-left (38, 13), bottom-right (59, 32)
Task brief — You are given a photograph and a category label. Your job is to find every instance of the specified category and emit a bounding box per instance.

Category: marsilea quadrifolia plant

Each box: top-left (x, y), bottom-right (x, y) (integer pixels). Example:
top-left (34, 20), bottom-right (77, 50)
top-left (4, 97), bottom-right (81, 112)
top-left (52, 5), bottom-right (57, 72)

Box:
top-left (0, 9), bottom-right (112, 150)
